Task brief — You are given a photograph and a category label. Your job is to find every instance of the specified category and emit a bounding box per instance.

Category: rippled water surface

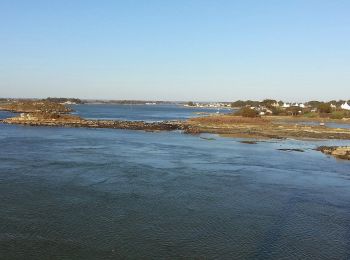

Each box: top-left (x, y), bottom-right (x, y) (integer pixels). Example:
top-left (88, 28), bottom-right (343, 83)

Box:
top-left (285, 120), bottom-right (350, 129)
top-left (72, 103), bottom-right (231, 121)
top-left (1, 105), bottom-right (350, 259)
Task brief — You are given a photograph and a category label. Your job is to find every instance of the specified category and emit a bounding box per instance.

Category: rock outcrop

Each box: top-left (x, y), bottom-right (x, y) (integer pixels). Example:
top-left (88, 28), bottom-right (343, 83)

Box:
top-left (2, 113), bottom-right (187, 132)
top-left (0, 100), bottom-right (71, 113)
top-left (316, 146), bottom-right (350, 160)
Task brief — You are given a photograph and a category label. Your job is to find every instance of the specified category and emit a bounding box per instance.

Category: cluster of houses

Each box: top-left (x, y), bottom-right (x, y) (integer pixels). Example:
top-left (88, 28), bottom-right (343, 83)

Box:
top-left (281, 103), bottom-right (305, 108)
top-left (185, 101), bottom-right (350, 115)
top-left (251, 101), bottom-right (350, 116)
top-left (184, 102), bottom-right (231, 109)
top-left (341, 102), bottom-right (350, 110)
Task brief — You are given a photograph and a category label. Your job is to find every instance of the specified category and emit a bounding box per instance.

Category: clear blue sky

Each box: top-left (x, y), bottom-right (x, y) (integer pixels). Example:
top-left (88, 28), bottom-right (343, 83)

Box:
top-left (0, 0), bottom-right (349, 101)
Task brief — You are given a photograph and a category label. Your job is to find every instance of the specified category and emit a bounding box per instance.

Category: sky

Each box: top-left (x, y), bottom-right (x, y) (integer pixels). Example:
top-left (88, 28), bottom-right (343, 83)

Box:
top-left (0, 0), bottom-right (349, 101)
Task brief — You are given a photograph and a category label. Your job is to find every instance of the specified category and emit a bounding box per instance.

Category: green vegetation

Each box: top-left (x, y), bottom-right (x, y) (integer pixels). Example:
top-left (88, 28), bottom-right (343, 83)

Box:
top-left (230, 100), bottom-right (260, 108)
top-left (318, 103), bottom-right (332, 113)
top-left (235, 107), bottom-right (259, 117)
top-left (330, 110), bottom-right (350, 119)
top-left (270, 107), bottom-right (286, 116)
top-left (286, 107), bottom-right (301, 116)
top-left (303, 112), bottom-right (318, 118)
top-left (260, 99), bottom-right (277, 109)
top-left (44, 97), bottom-right (84, 104)
top-left (306, 101), bottom-right (322, 108)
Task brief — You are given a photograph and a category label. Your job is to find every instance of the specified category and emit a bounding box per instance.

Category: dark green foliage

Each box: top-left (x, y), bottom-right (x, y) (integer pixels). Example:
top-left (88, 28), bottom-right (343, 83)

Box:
top-left (286, 107), bottom-right (301, 116)
top-left (261, 99), bottom-right (277, 108)
top-left (236, 107), bottom-right (259, 117)
top-left (330, 110), bottom-right (350, 119)
top-left (45, 97), bottom-right (83, 104)
top-left (306, 101), bottom-right (322, 108)
top-left (318, 103), bottom-right (332, 113)
top-left (231, 100), bottom-right (260, 108)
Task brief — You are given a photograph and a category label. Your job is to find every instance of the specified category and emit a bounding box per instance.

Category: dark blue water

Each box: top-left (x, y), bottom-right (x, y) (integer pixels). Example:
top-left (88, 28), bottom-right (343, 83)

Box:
top-left (0, 111), bottom-right (15, 120)
top-left (72, 104), bottom-right (231, 122)
top-left (1, 106), bottom-right (350, 259)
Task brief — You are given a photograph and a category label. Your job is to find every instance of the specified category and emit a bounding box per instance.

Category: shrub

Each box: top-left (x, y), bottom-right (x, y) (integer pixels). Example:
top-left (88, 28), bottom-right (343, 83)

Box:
top-left (330, 110), bottom-right (350, 119)
top-left (286, 107), bottom-right (301, 116)
top-left (318, 103), bottom-right (332, 113)
top-left (271, 107), bottom-right (285, 115)
top-left (236, 107), bottom-right (259, 118)
top-left (304, 112), bottom-right (318, 118)
top-left (261, 99), bottom-right (277, 109)
top-left (330, 111), bottom-right (345, 119)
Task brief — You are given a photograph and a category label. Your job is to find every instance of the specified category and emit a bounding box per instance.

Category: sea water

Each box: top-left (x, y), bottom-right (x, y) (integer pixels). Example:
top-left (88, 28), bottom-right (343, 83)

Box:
top-left (0, 106), bottom-right (350, 259)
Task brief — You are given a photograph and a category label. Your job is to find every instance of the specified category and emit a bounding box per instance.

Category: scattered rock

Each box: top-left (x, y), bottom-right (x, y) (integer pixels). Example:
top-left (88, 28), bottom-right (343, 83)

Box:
top-left (200, 137), bottom-right (216, 141)
top-left (316, 146), bottom-right (350, 160)
top-left (277, 148), bottom-right (305, 152)
top-left (240, 140), bottom-right (258, 144)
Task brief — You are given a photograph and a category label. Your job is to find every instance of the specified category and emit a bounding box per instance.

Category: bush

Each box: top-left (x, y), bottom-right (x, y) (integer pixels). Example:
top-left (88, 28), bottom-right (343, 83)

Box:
top-left (330, 110), bottom-right (350, 119)
top-left (304, 112), bottom-right (318, 118)
top-left (261, 99), bottom-right (277, 109)
top-left (271, 107), bottom-right (285, 115)
top-left (330, 111), bottom-right (344, 119)
top-left (286, 107), bottom-right (301, 116)
top-left (318, 103), bottom-right (332, 113)
top-left (236, 107), bottom-right (259, 117)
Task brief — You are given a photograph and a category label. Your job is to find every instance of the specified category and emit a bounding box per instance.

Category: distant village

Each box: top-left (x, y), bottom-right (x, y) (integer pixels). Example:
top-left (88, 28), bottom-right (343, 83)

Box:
top-left (185, 99), bottom-right (350, 119)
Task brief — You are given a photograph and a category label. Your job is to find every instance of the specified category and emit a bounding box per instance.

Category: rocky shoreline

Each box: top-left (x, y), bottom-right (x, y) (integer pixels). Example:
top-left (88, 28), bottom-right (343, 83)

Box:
top-left (1, 113), bottom-right (188, 132)
top-left (316, 146), bottom-right (350, 160)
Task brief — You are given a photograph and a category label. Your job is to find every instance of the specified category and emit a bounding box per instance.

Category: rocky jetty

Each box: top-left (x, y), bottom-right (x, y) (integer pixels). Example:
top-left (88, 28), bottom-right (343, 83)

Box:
top-left (316, 146), bottom-right (350, 160)
top-left (0, 100), bottom-right (188, 132)
top-left (2, 113), bottom-right (186, 132)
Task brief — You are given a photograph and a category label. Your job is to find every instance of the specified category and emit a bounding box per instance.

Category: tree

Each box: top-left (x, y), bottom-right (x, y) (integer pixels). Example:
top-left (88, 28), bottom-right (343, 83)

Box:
top-left (318, 103), bottom-right (332, 113)
top-left (187, 101), bottom-right (195, 107)
top-left (238, 107), bottom-right (259, 117)
top-left (306, 101), bottom-right (322, 108)
top-left (261, 99), bottom-right (277, 108)
top-left (286, 107), bottom-right (301, 116)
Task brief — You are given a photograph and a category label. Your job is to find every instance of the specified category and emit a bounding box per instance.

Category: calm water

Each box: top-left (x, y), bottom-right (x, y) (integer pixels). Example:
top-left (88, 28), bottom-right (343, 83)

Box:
top-left (1, 106), bottom-right (350, 259)
top-left (297, 121), bottom-right (350, 129)
top-left (0, 111), bottom-right (15, 120)
top-left (72, 103), bottom-right (231, 122)
top-left (279, 120), bottom-right (350, 129)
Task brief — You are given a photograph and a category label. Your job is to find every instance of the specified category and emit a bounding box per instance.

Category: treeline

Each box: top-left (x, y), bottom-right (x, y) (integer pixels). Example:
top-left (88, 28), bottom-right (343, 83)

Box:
top-left (44, 97), bottom-right (84, 104)
top-left (305, 100), bottom-right (350, 107)
top-left (231, 100), bottom-right (283, 108)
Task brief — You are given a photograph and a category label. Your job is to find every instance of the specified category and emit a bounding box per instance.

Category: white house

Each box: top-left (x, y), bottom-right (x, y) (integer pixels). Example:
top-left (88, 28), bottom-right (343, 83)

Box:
top-left (283, 103), bottom-right (290, 108)
top-left (299, 103), bottom-right (305, 108)
top-left (341, 102), bottom-right (350, 110)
